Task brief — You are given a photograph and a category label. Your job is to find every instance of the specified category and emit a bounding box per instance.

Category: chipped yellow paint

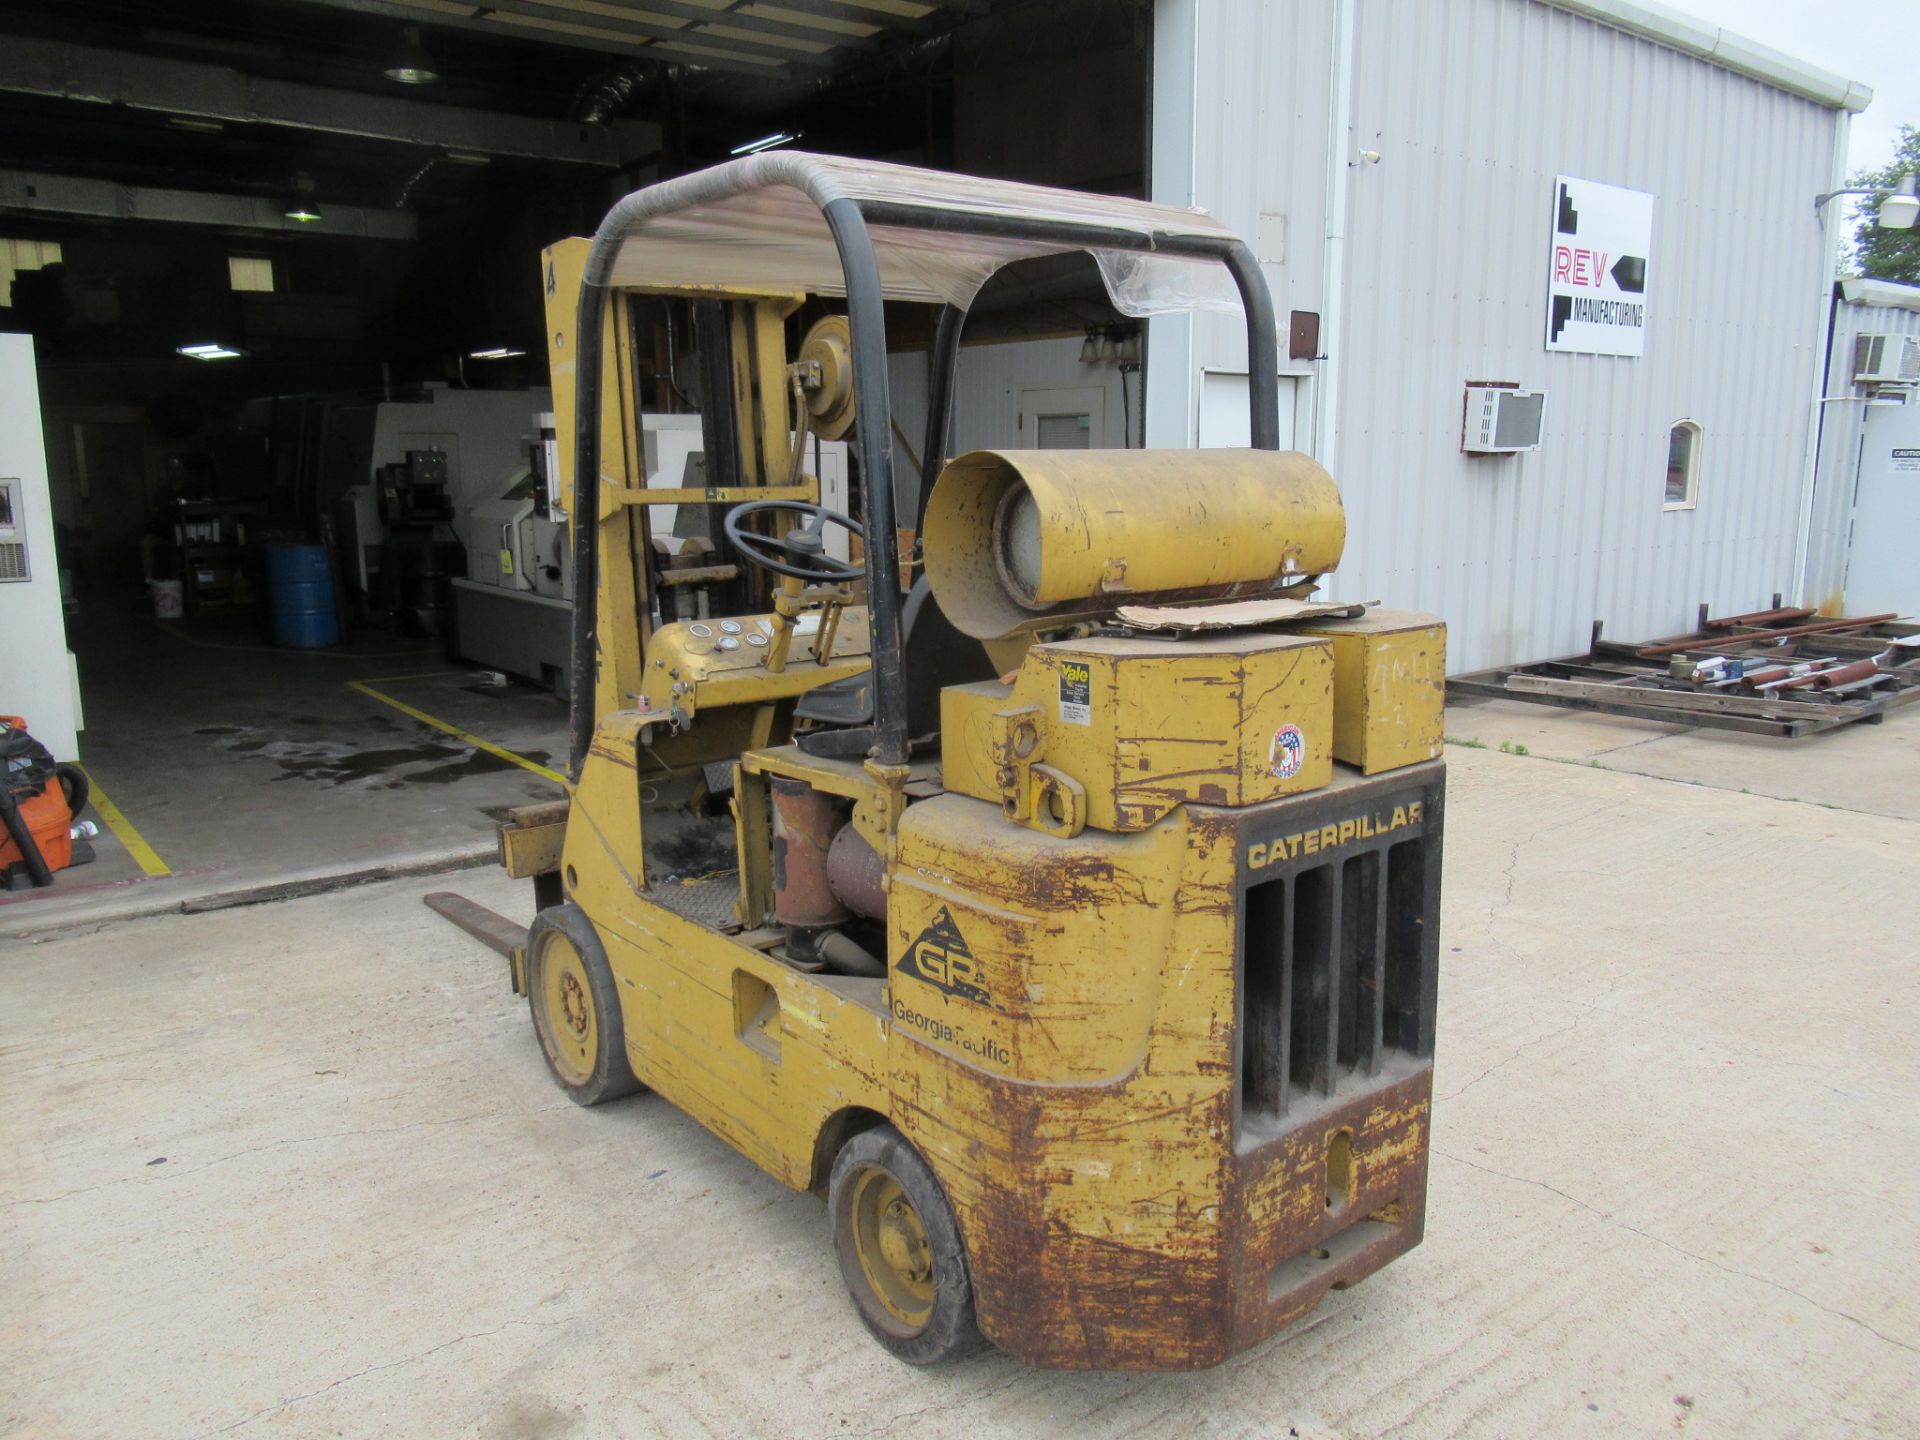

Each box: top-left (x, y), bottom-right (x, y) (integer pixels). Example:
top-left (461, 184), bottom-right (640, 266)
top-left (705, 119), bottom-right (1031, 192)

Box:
top-left (941, 632), bottom-right (1334, 833)
top-left (1291, 609), bottom-right (1447, 774)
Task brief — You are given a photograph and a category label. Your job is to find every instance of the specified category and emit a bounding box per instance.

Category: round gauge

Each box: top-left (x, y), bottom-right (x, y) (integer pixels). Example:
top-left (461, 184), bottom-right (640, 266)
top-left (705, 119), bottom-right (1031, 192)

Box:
top-left (746, 632), bottom-right (769, 648)
top-left (718, 619), bottom-right (743, 635)
top-left (717, 635), bottom-right (741, 651)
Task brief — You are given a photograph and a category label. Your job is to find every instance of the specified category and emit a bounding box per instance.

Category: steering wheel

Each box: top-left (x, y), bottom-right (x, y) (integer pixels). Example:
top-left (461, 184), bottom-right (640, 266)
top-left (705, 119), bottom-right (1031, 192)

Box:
top-left (723, 499), bottom-right (864, 583)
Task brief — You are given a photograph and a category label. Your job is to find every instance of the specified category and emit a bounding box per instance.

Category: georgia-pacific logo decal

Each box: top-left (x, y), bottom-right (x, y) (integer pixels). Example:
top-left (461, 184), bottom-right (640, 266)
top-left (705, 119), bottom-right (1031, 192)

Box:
top-left (896, 905), bottom-right (990, 1006)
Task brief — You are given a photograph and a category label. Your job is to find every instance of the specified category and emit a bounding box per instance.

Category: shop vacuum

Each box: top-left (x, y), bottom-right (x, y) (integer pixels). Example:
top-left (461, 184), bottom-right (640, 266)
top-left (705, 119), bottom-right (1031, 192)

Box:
top-left (1, 717), bottom-right (96, 890)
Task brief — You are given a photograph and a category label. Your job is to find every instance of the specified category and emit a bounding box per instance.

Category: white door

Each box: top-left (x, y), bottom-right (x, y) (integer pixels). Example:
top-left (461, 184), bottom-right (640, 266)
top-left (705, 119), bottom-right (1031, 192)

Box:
top-left (1017, 385), bottom-right (1107, 450)
top-left (1846, 401), bottom-right (1920, 617)
top-left (1198, 370), bottom-right (1299, 449)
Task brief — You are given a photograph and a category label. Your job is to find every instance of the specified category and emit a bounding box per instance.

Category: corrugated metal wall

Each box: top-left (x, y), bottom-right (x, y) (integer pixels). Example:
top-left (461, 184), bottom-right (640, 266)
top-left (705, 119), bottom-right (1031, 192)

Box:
top-left (1146, 0), bottom-right (1333, 448)
top-left (1151, 0), bottom-right (1850, 672)
top-left (1806, 290), bottom-right (1920, 611)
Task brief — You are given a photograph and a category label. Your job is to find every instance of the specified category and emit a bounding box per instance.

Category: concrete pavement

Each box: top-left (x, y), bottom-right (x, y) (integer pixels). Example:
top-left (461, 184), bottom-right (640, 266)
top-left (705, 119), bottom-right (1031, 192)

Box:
top-left (3, 732), bottom-right (1916, 1438)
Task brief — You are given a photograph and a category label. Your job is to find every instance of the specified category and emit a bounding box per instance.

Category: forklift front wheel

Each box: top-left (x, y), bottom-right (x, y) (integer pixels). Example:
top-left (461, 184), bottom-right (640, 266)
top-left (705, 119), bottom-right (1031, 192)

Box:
top-left (829, 1126), bottom-right (985, 1364)
top-left (526, 904), bottom-right (642, 1107)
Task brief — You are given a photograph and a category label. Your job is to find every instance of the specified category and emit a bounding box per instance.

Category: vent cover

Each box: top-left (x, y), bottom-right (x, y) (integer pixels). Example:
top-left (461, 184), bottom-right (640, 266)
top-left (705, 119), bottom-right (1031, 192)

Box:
top-left (0, 478), bottom-right (27, 582)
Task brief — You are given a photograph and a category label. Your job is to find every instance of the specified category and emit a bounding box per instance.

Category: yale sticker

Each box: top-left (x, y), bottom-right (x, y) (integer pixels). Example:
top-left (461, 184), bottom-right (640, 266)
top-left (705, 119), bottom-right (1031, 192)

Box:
top-left (1246, 801), bottom-right (1424, 872)
top-left (897, 905), bottom-right (990, 1005)
top-left (1270, 722), bottom-right (1306, 779)
top-left (499, 548), bottom-right (515, 576)
top-left (1057, 659), bottom-right (1092, 726)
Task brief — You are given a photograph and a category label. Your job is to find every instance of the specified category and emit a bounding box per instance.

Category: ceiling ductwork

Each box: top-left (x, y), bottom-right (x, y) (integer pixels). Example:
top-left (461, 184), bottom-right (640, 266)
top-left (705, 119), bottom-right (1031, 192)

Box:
top-left (570, 66), bottom-right (654, 127)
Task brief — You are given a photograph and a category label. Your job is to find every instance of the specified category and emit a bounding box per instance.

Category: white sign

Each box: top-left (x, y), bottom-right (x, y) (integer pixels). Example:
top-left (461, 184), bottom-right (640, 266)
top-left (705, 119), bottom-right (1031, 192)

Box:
top-left (1546, 175), bottom-right (1653, 356)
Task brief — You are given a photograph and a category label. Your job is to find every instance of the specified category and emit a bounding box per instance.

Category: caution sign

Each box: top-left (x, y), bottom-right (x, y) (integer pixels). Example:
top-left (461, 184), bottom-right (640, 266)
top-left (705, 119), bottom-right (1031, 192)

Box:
top-left (897, 905), bottom-right (990, 1005)
top-left (1892, 448), bottom-right (1920, 473)
top-left (1546, 175), bottom-right (1654, 357)
top-left (1057, 659), bottom-right (1091, 725)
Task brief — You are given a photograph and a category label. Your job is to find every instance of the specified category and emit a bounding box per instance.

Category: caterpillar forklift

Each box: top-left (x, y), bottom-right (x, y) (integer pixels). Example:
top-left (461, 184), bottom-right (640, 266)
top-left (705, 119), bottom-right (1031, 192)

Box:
top-left (479, 154), bottom-right (1446, 1371)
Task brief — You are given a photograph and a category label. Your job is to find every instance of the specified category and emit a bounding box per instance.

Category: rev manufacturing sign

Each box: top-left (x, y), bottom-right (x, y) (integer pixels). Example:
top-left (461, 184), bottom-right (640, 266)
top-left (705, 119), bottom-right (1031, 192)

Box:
top-left (1546, 175), bottom-right (1654, 357)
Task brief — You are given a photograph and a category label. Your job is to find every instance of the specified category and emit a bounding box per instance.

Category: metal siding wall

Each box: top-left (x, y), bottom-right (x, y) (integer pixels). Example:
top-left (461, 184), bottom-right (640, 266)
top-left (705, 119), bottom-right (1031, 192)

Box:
top-left (1340, 0), bottom-right (1841, 671)
top-left (1158, 0), bottom-right (1846, 671)
top-left (1148, 0), bottom-right (1334, 447)
top-left (1806, 297), bottom-right (1920, 610)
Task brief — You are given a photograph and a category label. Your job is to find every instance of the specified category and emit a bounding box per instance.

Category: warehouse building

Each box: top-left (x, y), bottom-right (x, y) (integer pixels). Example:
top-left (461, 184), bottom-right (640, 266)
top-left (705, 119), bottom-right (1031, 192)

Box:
top-left (1147, 0), bottom-right (1872, 672)
top-left (0, 0), bottom-right (1879, 906)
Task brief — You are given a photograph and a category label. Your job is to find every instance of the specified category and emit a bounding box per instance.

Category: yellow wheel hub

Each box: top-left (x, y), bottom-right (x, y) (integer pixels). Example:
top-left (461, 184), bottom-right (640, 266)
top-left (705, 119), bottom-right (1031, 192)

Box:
top-left (850, 1168), bottom-right (935, 1330)
top-left (537, 935), bottom-right (598, 1087)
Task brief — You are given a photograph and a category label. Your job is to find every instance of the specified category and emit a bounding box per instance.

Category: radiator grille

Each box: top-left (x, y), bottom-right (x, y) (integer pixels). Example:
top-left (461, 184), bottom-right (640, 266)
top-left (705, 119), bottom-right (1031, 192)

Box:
top-left (0, 541), bottom-right (26, 581)
top-left (1239, 789), bottom-right (1439, 1127)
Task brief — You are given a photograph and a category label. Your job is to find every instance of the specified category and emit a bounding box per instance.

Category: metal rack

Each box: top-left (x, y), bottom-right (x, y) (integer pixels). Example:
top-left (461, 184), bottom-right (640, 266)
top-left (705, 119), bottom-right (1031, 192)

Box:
top-left (1449, 604), bottom-right (1920, 738)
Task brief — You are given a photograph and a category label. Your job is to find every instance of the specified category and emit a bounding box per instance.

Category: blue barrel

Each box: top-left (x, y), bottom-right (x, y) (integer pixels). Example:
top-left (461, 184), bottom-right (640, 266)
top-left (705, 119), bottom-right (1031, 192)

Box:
top-left (267, 544), bottom-right (341, 648)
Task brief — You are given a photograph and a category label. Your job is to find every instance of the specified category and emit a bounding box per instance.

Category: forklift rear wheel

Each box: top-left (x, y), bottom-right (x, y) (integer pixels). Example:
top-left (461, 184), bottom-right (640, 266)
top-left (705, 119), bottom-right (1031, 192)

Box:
top-left (829, 1126), bottom-right (985, 1364)
top-left (526, 904), bottom-right (641, 1107)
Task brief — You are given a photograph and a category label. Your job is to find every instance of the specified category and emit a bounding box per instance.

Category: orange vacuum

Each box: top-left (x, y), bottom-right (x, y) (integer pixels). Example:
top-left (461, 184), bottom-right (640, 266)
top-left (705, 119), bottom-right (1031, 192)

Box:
top-left (0, 717), bottom-right (94, 890)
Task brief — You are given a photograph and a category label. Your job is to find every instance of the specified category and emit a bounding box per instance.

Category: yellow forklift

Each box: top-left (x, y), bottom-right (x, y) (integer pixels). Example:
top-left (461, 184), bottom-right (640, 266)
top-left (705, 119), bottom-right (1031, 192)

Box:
top-left (473, 154), bottom-right (1446, 1370)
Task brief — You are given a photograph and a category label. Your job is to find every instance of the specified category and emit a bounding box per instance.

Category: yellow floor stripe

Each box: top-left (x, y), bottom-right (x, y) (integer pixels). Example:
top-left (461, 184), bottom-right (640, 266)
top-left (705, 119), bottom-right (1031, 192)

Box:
top-left (347, 680), bottom-right (568, 786)
top-left (75, 766), bottom-right (172, 877)
top-left (349, 669), bottom-right (468, 685)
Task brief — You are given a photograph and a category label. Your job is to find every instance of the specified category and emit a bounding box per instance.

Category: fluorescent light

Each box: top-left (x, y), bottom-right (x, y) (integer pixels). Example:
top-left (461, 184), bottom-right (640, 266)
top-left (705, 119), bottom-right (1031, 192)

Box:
top-left (730, 131), bottom-right (797, 156)
top-left (468, 347), bottom-right (527, 360)
top-left (178, 343), bottom-right (245, 360)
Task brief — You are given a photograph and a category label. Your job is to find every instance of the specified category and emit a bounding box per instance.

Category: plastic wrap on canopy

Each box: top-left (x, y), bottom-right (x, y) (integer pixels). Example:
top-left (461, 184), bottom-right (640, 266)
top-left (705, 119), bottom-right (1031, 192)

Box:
top-left (589, 152), bottom-right (1246, 317)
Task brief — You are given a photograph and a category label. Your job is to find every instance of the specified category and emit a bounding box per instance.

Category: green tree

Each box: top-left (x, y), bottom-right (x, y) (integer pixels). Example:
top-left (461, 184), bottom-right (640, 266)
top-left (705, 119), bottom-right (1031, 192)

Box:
top-left (1848, 124), bottom-right (1920, 282)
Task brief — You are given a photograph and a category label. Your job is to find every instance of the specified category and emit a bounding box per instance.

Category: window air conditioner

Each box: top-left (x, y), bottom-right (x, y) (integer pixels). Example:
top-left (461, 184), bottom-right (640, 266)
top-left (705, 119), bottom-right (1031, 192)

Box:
top-left (1853, 333), bottom-right (1920, 386)
top-left (1462, 385), bottom-right (1546, 454)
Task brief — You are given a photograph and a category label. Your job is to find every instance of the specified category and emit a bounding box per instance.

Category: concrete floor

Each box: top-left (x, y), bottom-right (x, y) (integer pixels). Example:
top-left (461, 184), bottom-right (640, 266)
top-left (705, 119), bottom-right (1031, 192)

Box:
top-left (1443, 695), bottom-right (1920, 823)
top-left (1, 605), bottom-right (568, 936)
top-left (5, 714), bottom-right (1917, 1437)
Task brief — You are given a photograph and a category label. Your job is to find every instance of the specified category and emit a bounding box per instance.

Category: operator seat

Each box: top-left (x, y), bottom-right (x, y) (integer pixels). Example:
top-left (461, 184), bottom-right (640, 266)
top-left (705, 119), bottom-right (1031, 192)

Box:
top-left (793, 574), bottom-right (996, 757)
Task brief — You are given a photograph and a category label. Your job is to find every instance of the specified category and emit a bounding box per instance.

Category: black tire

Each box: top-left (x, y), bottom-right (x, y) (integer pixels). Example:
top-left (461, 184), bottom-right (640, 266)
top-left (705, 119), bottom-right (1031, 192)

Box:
top-left (54, 763), bottom-right (88, 821)
top-left (828, 1125), bottom-right (986, 1364)
top-left (525, 903), bottom-right (642, 1107)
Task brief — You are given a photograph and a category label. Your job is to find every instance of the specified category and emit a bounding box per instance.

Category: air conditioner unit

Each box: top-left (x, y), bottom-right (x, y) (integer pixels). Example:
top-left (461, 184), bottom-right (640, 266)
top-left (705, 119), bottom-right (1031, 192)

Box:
top-left (1853, 333), bottom-right (1920, 386)
top-left (1462, 385), bottom-right (1546, 454)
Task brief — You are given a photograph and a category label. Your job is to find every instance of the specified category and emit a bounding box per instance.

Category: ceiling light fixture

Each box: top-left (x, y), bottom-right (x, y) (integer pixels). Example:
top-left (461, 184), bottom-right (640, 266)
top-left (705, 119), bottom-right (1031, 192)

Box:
top-left (284, 172), bottom-right (321, 224)
top-left (178, 343), bottom-right (246, 361)
top-left (383, 26), bottom-right (440, 85)
top-left (730, 131), bottom-right (798, 157)
top-left (468, 347), bottom-right (527, 360)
